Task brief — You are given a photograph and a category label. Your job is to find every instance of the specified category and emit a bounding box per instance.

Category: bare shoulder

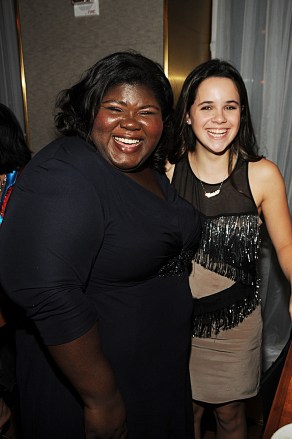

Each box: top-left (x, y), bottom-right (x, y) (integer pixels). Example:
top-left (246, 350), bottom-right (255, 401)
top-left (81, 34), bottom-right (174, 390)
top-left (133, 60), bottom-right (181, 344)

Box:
top-left (165, 161), bottom-right (175, 182)
top-left (248, 158), bottom-right (286, 209)
top-left (249, 158), bottom-right (285, 189)
top-left (249, 157), bottom-right (282, 179)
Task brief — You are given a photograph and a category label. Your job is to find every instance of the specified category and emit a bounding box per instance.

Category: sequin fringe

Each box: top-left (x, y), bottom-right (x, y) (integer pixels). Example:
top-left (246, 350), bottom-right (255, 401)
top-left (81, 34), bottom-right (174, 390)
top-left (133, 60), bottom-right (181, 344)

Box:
top-left (192, 289), bottom-right (260, 338)
top-left (158, 249), bottom-right (194, 277)
top-left (194, 214), bottom-right (260, 285)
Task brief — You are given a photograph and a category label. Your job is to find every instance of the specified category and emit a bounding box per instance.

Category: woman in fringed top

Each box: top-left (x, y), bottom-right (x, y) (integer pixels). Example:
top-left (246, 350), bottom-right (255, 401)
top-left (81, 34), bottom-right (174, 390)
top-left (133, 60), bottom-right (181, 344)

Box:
top-left (167, 59), bottom-right (292, 439)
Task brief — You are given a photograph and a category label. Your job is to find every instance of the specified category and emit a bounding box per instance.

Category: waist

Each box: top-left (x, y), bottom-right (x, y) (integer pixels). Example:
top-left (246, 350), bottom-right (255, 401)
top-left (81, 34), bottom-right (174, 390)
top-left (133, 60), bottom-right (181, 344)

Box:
top-left (192, 282), bottom-right (260, 338)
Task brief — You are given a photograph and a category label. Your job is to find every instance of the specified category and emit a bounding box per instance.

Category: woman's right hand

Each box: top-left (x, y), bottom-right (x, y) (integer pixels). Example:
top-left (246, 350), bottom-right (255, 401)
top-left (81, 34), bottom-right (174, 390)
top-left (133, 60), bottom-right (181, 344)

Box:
top-left (84, 391), bottom-right (127, 439)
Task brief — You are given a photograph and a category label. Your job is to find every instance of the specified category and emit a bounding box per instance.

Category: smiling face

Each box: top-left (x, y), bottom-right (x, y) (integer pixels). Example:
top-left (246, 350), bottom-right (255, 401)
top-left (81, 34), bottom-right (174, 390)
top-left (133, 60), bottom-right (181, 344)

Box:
top-left (90, 83), bottom-right (164, 171)
top-left (186, 77), bottom-right (241, 155)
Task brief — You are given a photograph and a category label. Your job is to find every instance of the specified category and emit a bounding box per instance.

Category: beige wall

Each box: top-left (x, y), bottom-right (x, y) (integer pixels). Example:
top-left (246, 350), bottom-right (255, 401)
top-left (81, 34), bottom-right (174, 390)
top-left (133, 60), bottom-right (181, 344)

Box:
top-left (166, 0), bottom-right (211, 103)
top-left (18, 0), bottom-right (164, 153)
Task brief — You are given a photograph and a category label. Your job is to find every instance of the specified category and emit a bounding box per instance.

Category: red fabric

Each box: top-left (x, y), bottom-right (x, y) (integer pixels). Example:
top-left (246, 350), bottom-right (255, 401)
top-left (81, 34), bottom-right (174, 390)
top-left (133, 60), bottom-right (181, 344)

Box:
top-left (0, 186), bottom-right (13, 221)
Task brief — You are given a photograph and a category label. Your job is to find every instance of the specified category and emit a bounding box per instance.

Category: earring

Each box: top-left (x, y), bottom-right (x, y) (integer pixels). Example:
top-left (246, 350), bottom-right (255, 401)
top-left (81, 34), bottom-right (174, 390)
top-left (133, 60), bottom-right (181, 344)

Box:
top-left (186, 119), bottom-right (191, 125)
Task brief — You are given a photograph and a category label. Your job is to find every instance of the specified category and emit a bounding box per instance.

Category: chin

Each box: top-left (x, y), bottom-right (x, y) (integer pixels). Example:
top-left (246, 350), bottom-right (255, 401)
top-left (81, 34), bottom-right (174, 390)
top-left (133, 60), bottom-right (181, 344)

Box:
top-left (113, 161), bottom-right (143, 172)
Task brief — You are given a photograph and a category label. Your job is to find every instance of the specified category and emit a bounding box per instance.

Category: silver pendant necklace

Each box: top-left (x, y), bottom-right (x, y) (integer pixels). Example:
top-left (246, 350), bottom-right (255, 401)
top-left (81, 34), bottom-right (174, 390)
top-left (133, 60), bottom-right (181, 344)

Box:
top-left (193, 159), bottom-right (226, 198)
top-left (199, 179), bottom-right (224, 198)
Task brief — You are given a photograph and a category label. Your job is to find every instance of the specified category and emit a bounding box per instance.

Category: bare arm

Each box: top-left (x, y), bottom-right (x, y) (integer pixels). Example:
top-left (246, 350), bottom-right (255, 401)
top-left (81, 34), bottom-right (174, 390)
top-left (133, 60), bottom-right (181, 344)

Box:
top-left (49, 322), bottom-right (127, 439)
top-left (250, 159), bottom-right (292, 317)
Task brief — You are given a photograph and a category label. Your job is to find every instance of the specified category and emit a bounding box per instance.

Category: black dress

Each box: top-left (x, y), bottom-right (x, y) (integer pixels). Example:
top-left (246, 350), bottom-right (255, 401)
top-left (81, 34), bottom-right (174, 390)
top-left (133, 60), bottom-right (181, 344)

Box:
top-left (0, 136), bottom-right (201, 438)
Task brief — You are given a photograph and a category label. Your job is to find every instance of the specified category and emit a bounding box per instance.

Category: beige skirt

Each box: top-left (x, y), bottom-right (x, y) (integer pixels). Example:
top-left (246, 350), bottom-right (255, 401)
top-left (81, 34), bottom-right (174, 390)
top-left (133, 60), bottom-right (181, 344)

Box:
top-left (190, 305), bottom-right (263, 404)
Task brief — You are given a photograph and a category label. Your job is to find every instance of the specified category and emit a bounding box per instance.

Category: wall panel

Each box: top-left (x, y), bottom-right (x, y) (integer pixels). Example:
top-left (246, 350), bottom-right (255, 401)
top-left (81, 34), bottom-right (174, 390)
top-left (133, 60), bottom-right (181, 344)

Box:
top-left (18, 0), bottom-right (164, 152)
top-left (164, 0), bottom-right (211, 103)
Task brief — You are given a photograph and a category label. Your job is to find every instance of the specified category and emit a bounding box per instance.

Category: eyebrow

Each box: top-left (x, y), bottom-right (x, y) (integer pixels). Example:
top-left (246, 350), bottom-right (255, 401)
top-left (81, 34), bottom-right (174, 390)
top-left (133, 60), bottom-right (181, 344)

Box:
top-left (101, 99), bottom-right (161, 110)
top-left (197, 99), bottom-right (240, 106)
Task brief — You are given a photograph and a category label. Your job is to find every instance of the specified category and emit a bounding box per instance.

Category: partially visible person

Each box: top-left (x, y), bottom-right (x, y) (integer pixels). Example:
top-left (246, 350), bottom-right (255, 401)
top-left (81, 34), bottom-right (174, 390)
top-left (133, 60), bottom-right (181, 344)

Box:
top-left (0, 52), bottom-right (202, 438)
top-left (0, 103), bottom-right (31, 435)
top-left (167, 59), bottom-right (292, 439)
top-left (0, 103), bottom-right (31, 224)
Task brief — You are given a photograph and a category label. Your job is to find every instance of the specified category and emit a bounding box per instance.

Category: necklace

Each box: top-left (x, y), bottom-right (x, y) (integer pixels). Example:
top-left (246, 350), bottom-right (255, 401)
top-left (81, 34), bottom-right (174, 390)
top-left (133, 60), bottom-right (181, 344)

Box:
top-left (0, 175), bottom-right (7, 193)
top-left (193, 160), bottom-right (226, 198)
top-left (199, 179), bottom-right (224, 198)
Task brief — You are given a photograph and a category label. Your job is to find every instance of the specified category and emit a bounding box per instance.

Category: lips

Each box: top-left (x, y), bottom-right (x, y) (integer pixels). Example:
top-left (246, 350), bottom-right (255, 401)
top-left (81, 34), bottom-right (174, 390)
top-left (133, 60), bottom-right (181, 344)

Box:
top-left (206, 129), bottom-right (228, 138)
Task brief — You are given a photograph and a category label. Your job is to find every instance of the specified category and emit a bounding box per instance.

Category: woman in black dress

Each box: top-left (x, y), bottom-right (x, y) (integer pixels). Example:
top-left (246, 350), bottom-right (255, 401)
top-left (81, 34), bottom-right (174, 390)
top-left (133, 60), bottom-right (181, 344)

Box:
top-left (0, 52), bottom-right (201, 438)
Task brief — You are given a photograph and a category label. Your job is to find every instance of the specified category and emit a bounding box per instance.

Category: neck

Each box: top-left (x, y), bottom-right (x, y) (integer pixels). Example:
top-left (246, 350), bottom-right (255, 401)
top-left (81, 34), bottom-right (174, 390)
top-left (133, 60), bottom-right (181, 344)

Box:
top-left (188, 151), bottom-right (230, 184)
top-left (125, 168), bottom-right (165, 199)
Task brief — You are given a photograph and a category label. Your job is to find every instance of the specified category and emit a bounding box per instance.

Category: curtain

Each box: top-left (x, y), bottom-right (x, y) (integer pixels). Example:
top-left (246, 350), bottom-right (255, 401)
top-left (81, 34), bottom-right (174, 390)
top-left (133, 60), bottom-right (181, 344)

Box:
top-left (211, 0), bottom-right (292, 372)
top-left (0, 0), bottom-right (26, 133)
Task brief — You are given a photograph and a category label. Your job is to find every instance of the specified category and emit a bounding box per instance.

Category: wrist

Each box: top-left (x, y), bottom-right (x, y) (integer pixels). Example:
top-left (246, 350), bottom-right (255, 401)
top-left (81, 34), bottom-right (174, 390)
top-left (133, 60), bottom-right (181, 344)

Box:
top-left (83, 388), bottom-right (123, 409)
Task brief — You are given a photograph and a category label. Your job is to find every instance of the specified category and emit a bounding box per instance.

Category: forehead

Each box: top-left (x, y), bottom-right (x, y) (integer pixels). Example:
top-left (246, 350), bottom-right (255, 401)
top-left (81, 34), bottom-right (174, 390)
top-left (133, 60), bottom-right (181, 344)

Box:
top-left (103, 83), bottom-right (159, 103)
top-left (196, 77), bottom-right (240, 100)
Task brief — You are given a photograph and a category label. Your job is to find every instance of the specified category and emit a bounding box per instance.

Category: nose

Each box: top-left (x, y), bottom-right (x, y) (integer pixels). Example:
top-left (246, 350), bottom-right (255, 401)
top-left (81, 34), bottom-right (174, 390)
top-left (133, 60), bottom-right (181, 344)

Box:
top-left (120, 114), bottom-right (141, 130)
top-left (211, 109), bottom-right (226, 124)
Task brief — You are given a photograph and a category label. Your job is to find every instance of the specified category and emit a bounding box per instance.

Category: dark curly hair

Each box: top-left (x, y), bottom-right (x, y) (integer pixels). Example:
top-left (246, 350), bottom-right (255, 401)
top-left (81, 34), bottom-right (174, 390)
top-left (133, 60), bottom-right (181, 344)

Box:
top-left (0, 104), bottom-right (31, 174)
top-left (169, 58), bottom-right (262, 172)
top-left (55, 51), bottom-right (174, 173)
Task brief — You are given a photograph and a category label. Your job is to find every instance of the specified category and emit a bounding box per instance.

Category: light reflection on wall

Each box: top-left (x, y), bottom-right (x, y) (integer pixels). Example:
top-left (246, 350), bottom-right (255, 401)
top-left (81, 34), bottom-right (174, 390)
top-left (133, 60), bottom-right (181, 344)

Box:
top-left (164, 0), bottom-right (212, 104)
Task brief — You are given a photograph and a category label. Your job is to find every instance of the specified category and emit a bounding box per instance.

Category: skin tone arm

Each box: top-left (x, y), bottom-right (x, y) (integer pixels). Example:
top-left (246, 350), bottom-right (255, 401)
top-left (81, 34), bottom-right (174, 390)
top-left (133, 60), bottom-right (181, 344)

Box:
top-left (249, 158), bottom-right (292, 317)
top-left (48, 322), bottom-right (127, 439)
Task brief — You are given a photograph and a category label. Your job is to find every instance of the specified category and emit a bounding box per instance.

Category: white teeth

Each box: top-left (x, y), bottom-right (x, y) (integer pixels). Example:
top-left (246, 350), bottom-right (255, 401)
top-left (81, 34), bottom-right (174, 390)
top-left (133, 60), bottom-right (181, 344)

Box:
top-left (114, 136), bottom-right (140, 144)
top-left (207, 130), bottom-right (227, 138)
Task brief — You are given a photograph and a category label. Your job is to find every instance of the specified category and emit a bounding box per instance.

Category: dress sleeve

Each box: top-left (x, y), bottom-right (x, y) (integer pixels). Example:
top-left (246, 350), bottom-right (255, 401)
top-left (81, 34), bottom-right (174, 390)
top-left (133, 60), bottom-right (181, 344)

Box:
top-left (180, 199), bottom-right (202, 252)
top-left (161, 173), bottom-right (202, 252)
top-left (0, 158), bottom-right (104, 345)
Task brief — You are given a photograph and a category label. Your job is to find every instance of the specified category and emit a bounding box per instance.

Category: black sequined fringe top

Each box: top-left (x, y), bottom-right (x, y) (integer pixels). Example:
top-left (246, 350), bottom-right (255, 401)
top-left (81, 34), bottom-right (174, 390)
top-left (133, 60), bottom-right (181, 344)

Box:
top-left (172, 154), bottom-right (261, 337)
